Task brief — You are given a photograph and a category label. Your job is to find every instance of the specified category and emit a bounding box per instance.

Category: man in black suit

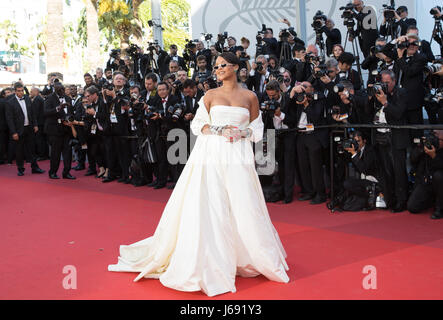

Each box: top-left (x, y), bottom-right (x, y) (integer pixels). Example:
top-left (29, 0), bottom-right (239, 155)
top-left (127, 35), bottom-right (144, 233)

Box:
top-left (195, 41), bottom-right (212, 68)
top-left (393, 34), bottom-right (427, 140)
top-left (337, 52), bottom-right (362, 91)
top-left (320, 19), bottom-right (342, 57)
top-left (284, 45), bottom-right (312, 85)
top-left (351, 0), bottom-right (379, 58)
top-left (248, 55), bottom-right (270, 102)
top-left (83, 86), bottom-right (106, 177)
top-left (5, 83), bottom-right (44, 176)
top-left (343, 131), bottom-right (380, 211)
top-left (68, 85), bottom-right (86, 171)
top-left (0, 89), bottom-right (13, 164)
top-left (30, 87), bottom-right (48, 160)
top-left (291, 82), bottom-right (329, 205)
top-left (370, 70), bottom-right (410, 212)
top-left (161, 44), bottom-right (188, 78)
top-left (380, 6), bottom-right (417, 39)
top-left (97, 72), bottom-right (131, 184)
top-left (264, 81), bottom-right (296, 203)
top-left (44, 82), bottom-right (75, 180)
top-left (405, 26), bottom-right (435, 63)
top-left (148, 82), bottom-right (180, 189)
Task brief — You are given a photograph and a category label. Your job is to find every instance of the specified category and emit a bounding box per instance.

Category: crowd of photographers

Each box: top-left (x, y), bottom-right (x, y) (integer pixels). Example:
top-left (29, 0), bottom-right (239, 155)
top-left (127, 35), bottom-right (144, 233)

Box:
top-left (1, 0), bottom-right (443, 219)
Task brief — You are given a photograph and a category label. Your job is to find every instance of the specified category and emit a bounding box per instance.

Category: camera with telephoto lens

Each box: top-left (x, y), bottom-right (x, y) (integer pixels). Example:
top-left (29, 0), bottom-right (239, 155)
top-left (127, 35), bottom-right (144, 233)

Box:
top-left (305, 52), bottom-right (321, 65)
top-left (415, 131), bottom-right (440, 150)
top-left (256, 61), bottom-right (265, 73)
top-left (204, 75), bottom-right (219, 89)
top-left (367, 82), bottom-right (388, 97)
top-left (280, 28), bottom-right (291, 40)
top-left (334, 83), bottom-right (345, 94)
top-left (340, 2), bottom-right (356, 29)
top-left (103, 82), bottom-right (115, 92)
top-left (167, 103), bottom-right (185, 121)
top-left (331, 105), bottom-right (342, 116)
top-left (217, 32), bottom-right (228, 43)
top-left (430, 6), bottom-right (442, 20)
top-left (201, 33), bottom-right (213, 41)
top-left (172, 80), bottom-right (183, 91)
top-left (147, 41), bottom-right (159, 53)
top-left (314, 64), bottom-right (328, 78)
top-left (64, 114), bottom-right (75, 123)
top-left (260, 99), bottom-right (280, 117)
top-left (312, 11), bottom-right (327, 31)
top-left (383, 0), bottom-right (397, 21)
top-left (343, 138), bottom-right (359, 151)
top-left (295, 91), bottom-right (314, 103)
top-left (397, 38), bottom-right (420, 49)
top-left (126, 44), bottom-right (140, 58)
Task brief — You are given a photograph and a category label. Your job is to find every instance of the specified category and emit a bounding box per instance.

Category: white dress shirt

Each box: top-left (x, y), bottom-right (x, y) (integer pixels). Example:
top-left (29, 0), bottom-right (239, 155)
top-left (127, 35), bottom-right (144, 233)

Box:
top-left (16, 95), bottom-right (29, 126)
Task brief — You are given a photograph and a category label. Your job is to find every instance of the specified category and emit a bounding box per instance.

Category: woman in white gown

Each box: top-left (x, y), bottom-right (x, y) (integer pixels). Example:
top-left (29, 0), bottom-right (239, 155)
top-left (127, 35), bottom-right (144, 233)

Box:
top-left (108, 52), bottom-right (290, 297)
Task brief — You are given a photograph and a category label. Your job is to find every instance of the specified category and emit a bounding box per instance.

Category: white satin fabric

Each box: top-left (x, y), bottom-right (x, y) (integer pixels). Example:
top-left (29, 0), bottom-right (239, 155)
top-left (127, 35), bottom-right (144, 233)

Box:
top-left (108, 102), bottom-right (290, 297)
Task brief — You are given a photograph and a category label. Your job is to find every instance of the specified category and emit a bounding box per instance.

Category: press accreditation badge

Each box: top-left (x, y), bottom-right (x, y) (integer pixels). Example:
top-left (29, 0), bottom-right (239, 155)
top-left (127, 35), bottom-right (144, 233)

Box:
top-left (306, 124), bottom-right (314, 132)
top-left (91, 123), bottom-right (97, 134)
top-left (110, 112), bottom-right (118, 123)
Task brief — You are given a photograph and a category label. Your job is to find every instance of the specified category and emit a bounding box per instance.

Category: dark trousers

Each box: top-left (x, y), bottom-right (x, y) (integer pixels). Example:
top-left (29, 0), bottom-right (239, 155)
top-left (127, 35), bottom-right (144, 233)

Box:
top-left (0, 129), bottom-right (7, 162)
top-left (277, 132), bottom-right (297, 200)
top-left (433, 171), bottom-right (443, 209)
top-left (35, 124), bottom-right (49, 158)
top-left (406, 108), bottom-right (424, 140)
top-left (86, 134), bottom-right (104, 172)
top-left (14, 126), bottom-right (38, 171)
top-left (154, 136), bottom-right (169, 185)
top-left (296, 133), bottom-right (326, 198)
top-left (104, 129), bottom-right (130, 179)
top-left (407, 183), bottom-right (434, 214)
top-left (344, 178), bottom-right (373, 198)
top-left (376, 143), bottom-right (408, 207)
top-left (48, 134), bottom-right (72, 175)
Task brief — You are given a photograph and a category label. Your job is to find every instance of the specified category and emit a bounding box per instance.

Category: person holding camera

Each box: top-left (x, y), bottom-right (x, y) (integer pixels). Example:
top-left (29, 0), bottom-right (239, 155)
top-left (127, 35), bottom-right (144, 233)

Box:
top-left (393, 33), bottom-right (427, 140)
top-left (362, 37), bottom-right (388, 85)
top-left (407, 130), bottom-right (443, 219)
top-left (342, 131), bottom-right (380, 211)
top-left (195, 41), bottom-right (213, 68)
top-left (369, 70), bottom-right (409, 212)
top-left (68, 85), bottom-right (87, 172)
top-left (98, 72), bottom-right (131, 184)
top-left (258, 28), bottom-right (279, 57)
top-left (263, 80), bottom-right (297, 203)
top-left (380, 6), bottom-right (416, 39)
top-left (234, 46), bottom-right (251, 72)
top-left (147, 82), bottom-right (181, 189)
top-left (319, 19), bottom-right (342, 57)
top-left (43, 82), bottom-right (76, 180)
top-left (83, 85), bottom-right (106, 178)
top-left (29, 87), bottom-right (48, 161)
top-left (5, 82), bottom-right (45, 177)
top-left (337, 52), bottom-right (362, 91)
top-left (106, 49), bottom-right (125, 73)
top-left (405, 26), bottom-right (435, 63)
top-left (249, 55), bottom-right (270, 101)
top-left (349, 0), bottom-right (379, 58)
top-left (160, 44), bottom-right (188, 78)
top-left (290, 82), bottom-right (328, 204)
top-left (192, 55), bottom-right (212, 83)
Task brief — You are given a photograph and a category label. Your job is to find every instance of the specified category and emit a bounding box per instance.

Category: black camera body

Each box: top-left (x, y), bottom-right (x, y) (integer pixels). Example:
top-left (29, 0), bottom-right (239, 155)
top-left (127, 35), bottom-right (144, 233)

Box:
top-left (368, 82), bottom-right (388, 97)
top-left (126, 44), bottom-right (140, 58)
top-left (167, 103), bottom-right (185, 121)
top-left (382, 0), bottom-right (397, 21)
top-left (431, 6), bottom-right (442, 20)
top-left (343, 138), bottom-right (359, 151)
top-left (256, 61), bottom-right (265, 73)
top-left (314, 64), bottom-right (328, 78)
top-left (239, 51), bottom-right (250, 62)
top-left (262, 99), bottom-right (280, 113)
top-left (312, 11), bottom-right (327, 31)
top-left (173, 80), bottom-right (183, 91)
top-left (340, 2), bottom-right (356, 28)
top-left (417, 132), bottom-right (441, 150)
top-left (305, 53), bottom-right (321, 65)
top-left (202, 33), bottom-right (213, 41)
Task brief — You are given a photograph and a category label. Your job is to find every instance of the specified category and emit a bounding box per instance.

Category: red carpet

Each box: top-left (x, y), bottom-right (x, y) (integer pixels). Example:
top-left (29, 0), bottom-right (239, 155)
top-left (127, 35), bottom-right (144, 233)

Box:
top-left (1, 161), bottom-right (442, 300)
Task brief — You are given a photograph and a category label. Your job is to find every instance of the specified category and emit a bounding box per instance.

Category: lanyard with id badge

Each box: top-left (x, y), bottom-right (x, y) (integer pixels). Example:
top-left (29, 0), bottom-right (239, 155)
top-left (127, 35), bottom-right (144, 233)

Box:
top-left (110, 105), bottom-right (118, 123)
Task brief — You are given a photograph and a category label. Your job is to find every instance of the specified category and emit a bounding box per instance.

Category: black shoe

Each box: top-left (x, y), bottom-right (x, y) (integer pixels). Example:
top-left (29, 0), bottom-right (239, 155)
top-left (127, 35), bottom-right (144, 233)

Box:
top-left (32, 167), bottom-right (45, 174)
top-left (284, 196), bottom-right (293, 204)
top-left (17, 170), bottom-right (24, 176)
top-left (49, 173), bottom-right (60, 179)
top-left (391, 203), bottom-right (407, 213)
top-left (96, 172), bottom-right (105, 179)
top-left (85, 170), bottom-right (97, 177)
top-left (102, 176), bottom-right (116, 183)
top-left (310, 196), bottom-right (326, 205)
top-left (167, 183), bottom-right (176, 190)
top-left (124, 178), bottom-right (132, 184)
top-left (431, 209), bottom-right (443, 220)
top-left (117, 177), bottom-right (127, 183)
top-left (154, 184), bottom-right (166, 190)
top-left (63, 173), bottom-right (76, 180)
top-left (73, 164), bottom-right (85, 171)
top-left (147, 181), bottom-right (158, 187)
top-left (298, 194), bottom-right (314, 201)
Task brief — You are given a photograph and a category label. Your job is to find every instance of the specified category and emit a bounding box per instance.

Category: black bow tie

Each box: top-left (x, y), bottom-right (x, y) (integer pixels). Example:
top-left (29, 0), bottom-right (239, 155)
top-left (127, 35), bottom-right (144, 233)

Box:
top-left (19, 98), bottom-right (25, 101)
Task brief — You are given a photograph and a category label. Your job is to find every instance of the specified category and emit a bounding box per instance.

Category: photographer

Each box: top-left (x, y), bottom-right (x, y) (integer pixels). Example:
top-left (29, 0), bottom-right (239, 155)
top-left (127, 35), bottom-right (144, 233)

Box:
top-left (234, 46), bottom-right (251, 72)
top-left (141, 72), bottom-right (160, 106)
top-left (162, 44), bottom-right (188, 77)
top-left (83, 85), bottom-right (106, 178)
top-left (362, 37), bottom-right (388, 85)
top-left (369, 70), bottom-right (409, 213)
top-left (98, 72), bottom-right (131, 184)
top-left (337, 52), bottom-right (362, 91)
top-left (284, 45), bottom-right (312, 85)
top-left (331, 80), bottom-right (369, 125)
top-left (69, 85), bottom-right (87, 172)
top-left (249, 55), bottom-right (270, 101)
top-left (342, 131), bottom-right (380, 211)
top-left (196, 41), bottom-right (212, 68)
top-left (291, 82), bottom-right (329, 205)
top-left (380, 6), bottom-right (416, 38)
top-left (106, 49), bottom-right (125, 73)
top-left (149, 82), bottom-right (181, 189)
top-left (264, 80), bottom-right (296, 203)
top-left (41, 73), bottom-right (61, 99)
top-left (192, 55), bottom-right (212, 83)
top-left (43, 82), bottom-right (76, 180)
top-left (407, 130), bottom-right (443, 219)
top-left (393, 34), bottom-right (427, 139)
top-left (258, 28), bottom-right (279, 57)
top-left (319, 18), bottom-right (342, 57)
top-left (405, 26), bottom-right (435, 63)
top-left (349, 0), bottom-right (379, 58)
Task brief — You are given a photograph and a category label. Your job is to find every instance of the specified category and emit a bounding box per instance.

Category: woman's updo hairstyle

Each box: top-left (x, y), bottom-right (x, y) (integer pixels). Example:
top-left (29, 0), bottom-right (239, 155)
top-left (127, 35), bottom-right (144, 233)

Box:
top-left (218, 52), bottom-right (241, 69)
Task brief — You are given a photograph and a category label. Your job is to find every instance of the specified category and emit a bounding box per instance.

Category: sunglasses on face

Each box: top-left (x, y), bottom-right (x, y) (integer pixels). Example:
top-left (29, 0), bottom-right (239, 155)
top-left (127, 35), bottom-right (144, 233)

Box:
top-left (213, 63), bottom-right (234, 70)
